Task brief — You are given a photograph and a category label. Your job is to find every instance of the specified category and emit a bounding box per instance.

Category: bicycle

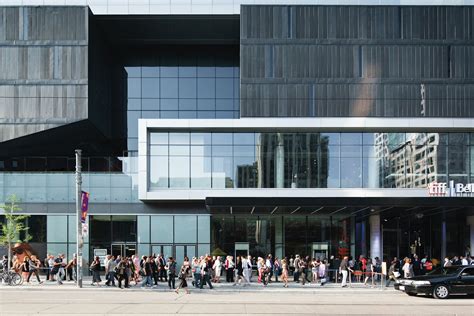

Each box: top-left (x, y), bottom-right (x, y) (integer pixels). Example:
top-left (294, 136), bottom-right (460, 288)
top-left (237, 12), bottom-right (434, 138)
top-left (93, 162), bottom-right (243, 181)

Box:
top-left (0, 270), bottom-right (23, 286)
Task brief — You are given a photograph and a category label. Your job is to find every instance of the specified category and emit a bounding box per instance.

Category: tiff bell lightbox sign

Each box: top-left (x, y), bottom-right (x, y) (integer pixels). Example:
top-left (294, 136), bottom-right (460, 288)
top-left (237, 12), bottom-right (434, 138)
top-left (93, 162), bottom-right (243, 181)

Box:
top-left (428, 181), bottom-right (474, 197)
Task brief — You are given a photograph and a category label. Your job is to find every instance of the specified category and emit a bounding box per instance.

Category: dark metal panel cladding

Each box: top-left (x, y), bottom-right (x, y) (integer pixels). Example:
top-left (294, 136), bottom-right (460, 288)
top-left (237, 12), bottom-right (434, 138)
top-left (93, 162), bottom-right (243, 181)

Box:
top-left (0, 6), bottom-right (88, 142)
top-left (240, 5), bottom-right (474, 118)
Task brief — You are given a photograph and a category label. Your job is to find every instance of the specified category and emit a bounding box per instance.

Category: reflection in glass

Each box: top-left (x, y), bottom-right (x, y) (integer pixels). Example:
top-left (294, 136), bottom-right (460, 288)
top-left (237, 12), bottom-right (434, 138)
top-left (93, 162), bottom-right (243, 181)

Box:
top-left (148, 132), bottom-right (472, 189)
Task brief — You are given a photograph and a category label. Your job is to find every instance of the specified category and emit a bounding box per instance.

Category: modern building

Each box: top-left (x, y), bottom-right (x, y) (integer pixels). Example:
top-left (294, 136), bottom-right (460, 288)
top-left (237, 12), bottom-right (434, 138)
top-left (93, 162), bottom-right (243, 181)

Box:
top-left (1, 1), bottom-right (474, 269)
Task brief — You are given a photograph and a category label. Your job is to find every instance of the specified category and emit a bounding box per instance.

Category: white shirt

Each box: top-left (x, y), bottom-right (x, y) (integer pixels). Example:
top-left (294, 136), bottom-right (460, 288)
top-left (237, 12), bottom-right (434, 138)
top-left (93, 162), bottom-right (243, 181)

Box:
top-left (461, 258), bottom-right (468, 265)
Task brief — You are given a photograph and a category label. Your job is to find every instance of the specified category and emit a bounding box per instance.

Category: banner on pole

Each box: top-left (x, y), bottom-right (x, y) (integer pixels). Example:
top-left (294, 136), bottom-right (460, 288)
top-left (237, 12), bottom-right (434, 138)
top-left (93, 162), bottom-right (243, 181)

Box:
top-left (80, 191), bottom-right (89, 223)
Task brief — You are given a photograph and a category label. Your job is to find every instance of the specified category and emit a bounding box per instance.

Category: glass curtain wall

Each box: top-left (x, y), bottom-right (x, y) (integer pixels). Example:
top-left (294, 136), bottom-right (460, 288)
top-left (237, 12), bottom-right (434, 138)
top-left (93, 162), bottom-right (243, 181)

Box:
top-left (211, 215), bottom-right (351, 260)
top-left (149, 132), bottom-right (473, 189)
top-left (125, 47), bottom-right (240, 151)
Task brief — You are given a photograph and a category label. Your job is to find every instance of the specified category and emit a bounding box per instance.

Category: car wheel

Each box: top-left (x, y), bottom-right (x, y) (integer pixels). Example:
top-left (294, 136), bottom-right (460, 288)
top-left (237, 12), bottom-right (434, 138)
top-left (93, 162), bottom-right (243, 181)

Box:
top-left (433, 285), bottom-right (449, 299)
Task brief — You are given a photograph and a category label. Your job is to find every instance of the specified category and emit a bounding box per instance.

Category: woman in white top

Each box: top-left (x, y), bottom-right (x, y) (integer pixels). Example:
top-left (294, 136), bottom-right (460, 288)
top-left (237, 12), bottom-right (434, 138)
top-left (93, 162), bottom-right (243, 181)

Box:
top-left (318, 260), bottom-right (327, 285)
top-left (402, 257), bottom-right (413, 278)
top-left (212, 256), bottom-right (222, 283)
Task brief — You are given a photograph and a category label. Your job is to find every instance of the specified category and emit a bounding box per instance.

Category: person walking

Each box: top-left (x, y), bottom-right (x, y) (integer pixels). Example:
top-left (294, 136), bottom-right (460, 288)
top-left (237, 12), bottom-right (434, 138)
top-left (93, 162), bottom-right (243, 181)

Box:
top-left (293, 255), bottom-right (301, 282)
top-left (319, 260), bottom-right (327, 286)
top-left (273, 257), bottom-right (281, 282)
top-left (66, 254), bottom-right (77, 281)
top-left (165, 257), bottom-right (177, 289)
top-left (200, 257), bottom-right (213, 289)
top-left (243, 255), bottom-right (252, 284)
top-left (90, 256), bottom-right (102, 286)
top-left (116, 257), bottom-right (130, 289)
top-left (26, 255), bottom-right (43, 284)
top-left (212, 256), bottom-right (222, 283)
top-left (385, 261), bottom-right (398, 287)
top-left (281, 258), bottom-right (289, 288)
top-left (402, 257), bottom-right (414, 279)
top-left (192, 257), bottom-right (201, 288)
top-left (224, 256), bottom-right (235, 283)
top-left (339, 256), bottom-right (352, 288)
top-left (298, 256), bottom-right (308, 285)
top-left (175, 264), bottom-right (190, 294)
top-left (364, 257), bottom-right (375, 287)
top-left (106, 255), bottom-right (117, 286)
top-left (20, 256), bottom-right (30, 281)
top-left (141, 257), bottom-right (153, 288)
top-left (233, 256), bottom-right (245, 286)
top-left (43, 254), bottom-right (50, 282)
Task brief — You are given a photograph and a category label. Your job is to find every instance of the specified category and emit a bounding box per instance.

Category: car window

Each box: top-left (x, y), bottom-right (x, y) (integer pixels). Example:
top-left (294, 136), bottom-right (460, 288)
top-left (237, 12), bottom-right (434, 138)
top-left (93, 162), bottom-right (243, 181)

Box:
top-left (461, 268), bottom-right (474, 276)
top-left (427, 267), bottom-right (462, 276)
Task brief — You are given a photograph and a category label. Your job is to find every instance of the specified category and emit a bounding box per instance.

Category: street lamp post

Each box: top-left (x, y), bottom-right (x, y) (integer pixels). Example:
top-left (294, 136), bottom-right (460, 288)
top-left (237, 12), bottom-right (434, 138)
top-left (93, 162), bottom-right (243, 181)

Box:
top-left (75, 149), bottom-right (83, 288)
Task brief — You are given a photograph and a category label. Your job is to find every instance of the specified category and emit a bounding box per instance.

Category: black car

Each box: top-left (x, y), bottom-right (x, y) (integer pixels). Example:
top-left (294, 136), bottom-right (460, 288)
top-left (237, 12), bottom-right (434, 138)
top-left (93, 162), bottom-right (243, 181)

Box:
top-left (394, 266), bottom-right (474, 299)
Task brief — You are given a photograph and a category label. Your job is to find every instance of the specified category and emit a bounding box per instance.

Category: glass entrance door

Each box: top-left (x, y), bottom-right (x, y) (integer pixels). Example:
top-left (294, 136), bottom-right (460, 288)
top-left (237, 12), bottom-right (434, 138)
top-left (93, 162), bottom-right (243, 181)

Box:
top-left (111, 243), bottom-right (136, 258)
top-left (150, 244), bottom-right (196, 267)
top-left (235, 242), bottom-right (249, 259)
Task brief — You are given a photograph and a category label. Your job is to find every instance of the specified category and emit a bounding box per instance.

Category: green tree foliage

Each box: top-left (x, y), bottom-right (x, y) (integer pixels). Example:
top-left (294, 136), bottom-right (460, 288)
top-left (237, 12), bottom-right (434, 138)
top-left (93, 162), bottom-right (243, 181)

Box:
top-left (0, 195), bottom-right (30, 270)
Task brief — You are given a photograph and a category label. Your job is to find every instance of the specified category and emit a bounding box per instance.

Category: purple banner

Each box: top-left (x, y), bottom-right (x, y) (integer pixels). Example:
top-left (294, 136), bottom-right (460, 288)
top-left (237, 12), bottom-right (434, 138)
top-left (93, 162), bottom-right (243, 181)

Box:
top-left (81, 191), bottom-right (89, 223)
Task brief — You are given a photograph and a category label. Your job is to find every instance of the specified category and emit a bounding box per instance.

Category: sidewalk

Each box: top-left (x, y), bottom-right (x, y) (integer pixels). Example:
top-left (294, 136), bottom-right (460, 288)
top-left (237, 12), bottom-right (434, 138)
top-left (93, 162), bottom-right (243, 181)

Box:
top-left (2, 276), bottom-right (396, 294)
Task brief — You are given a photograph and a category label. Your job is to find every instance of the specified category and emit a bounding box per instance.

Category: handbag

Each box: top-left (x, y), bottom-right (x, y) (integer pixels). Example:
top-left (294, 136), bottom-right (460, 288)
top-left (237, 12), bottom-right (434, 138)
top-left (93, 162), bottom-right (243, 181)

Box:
top-left (393, 272), bottom-right (401, 278)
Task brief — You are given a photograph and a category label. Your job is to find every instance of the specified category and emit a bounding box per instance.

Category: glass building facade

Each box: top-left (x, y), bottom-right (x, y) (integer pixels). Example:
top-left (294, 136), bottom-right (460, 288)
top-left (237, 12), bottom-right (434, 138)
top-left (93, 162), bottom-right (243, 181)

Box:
top-left (1, 4), bottom-right (473, 269)
top-left (149, 132), bottom-right (474, 189)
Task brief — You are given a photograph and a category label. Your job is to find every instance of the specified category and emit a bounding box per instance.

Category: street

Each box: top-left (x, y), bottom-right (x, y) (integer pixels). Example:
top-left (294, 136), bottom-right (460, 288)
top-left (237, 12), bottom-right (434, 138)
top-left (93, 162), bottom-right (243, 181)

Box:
top-left (1, 282), bottom-right (473, 315)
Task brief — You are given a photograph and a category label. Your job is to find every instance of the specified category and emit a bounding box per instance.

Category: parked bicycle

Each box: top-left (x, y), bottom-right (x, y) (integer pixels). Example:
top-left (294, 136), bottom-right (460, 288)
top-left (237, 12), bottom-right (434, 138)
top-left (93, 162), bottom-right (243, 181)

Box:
top-left (0, 269), bottom-right (23, 286)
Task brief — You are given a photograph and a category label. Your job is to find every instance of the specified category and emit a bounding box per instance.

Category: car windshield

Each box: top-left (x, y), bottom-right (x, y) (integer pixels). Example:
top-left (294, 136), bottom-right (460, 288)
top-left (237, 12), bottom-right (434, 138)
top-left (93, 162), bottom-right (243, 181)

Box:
top-left (426, 267), bottom-right (462, 276)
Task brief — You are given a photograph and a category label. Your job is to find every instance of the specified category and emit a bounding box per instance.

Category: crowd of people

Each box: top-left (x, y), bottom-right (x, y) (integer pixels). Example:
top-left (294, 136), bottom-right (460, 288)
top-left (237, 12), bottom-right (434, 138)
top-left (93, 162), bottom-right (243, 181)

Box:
top-left (2, 252), bottom-right (473, 290)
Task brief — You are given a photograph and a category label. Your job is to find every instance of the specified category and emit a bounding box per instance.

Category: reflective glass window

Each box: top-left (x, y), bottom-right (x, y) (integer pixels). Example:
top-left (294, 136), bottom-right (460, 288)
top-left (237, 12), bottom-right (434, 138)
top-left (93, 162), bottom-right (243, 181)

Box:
top-left (174, 216), bottom-right (197, 243)
top-left (197, 78), bottom-right (215, 98)
top-left (212, 133), bottom-right (233, 145)
top-left (161, 78), bottom-right (178, 98)
top-left (170, 133), bottom-right (190, 145)
top-left (142, 78), bottom-right (159, 98)
top-left (150, 133), bottom-right (168, 144)
top-left (125, 66), bottom-right (141, 77)
top-left (179, 78), bottom-right (197, 98)
top-left (191, 156), bottom-right (212, 188)
top-left (179, 99), bottom-right (196, 111)
top-left (150, 216), bottom-right (173, 243)
top-left (197, 99), bottom-right (215, 111)
top-left (128, 78), bottom-right (141, 98)
top-left (149, 156), bottom-right (168, 188)
top-left (191, 133), bottom-right (212, 145)
top-left (216, 78), bottom-right (234, 98)
top-left (169, 156), bottom-right (190, 188)
top-left (161, 99), bottom-right (178, 111)
top-left (141, 66), bottom-right (159, 78)
top-left (142, 99), bottom-right (159, 111)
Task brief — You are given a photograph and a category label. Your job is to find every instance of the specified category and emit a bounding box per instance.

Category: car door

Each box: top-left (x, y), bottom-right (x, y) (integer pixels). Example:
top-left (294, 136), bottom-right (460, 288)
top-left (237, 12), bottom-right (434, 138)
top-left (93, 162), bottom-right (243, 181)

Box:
top-left (458, 267), bottom-right (474, 294)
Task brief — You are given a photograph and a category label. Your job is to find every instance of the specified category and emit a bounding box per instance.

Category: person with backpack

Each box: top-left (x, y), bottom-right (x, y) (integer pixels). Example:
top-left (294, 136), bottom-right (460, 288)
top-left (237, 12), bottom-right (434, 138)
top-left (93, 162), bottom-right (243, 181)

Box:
top-left (165, 257), bottom-right (177, 289)
top-left (175, 264), bottom-right (190, 294)
top-left (200, 257), bottom-right (213, 289)
top-left (26, 255), bottom-right (43, 284)
top-left (116, 257), bottom-right (130, 289)
top-left (140, 256), bottom-right (153, 288)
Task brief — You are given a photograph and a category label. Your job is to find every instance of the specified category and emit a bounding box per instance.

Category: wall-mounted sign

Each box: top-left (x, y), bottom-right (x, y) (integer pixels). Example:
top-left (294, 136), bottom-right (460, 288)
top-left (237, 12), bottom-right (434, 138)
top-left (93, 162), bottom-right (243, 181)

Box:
top-left (428, 181), bottom-right (474, 197)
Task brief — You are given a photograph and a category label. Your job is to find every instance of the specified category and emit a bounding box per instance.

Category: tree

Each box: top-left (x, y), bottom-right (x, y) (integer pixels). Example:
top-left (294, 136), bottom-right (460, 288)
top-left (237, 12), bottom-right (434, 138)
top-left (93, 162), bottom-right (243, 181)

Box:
top-left (0, 194), bottom-right (30, 271)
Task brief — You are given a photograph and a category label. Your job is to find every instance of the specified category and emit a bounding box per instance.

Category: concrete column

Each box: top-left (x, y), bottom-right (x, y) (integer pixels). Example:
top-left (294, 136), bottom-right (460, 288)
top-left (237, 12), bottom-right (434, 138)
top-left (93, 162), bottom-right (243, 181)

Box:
top-left (274, 216), bottom-right (284, 258)
top-left (467, 216), bottom-right (474, 257)
top-left (441, 221), bottom-right (447, 259)
top-left (275, 133), bottom-right (285, 188)
top-left (369, 214), bottom-right (381, 259)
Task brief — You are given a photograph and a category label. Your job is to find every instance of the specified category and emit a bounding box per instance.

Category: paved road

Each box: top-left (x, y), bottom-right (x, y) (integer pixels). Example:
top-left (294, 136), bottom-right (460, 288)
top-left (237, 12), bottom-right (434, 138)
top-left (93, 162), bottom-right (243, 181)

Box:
top-left (1, 281), bottom-right (473, 315)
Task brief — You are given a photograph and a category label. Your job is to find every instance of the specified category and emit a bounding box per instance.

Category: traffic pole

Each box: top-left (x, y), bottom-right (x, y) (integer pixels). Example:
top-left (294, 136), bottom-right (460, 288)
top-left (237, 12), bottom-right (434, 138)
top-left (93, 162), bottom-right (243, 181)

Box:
top-left (75, 149), bottom-right (83, 288)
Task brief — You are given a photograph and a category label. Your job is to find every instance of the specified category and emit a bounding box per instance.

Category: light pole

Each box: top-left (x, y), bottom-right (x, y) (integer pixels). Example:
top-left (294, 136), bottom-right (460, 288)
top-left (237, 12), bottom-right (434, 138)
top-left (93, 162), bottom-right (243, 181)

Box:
top-left (75, 149), bottom-right (83, 288)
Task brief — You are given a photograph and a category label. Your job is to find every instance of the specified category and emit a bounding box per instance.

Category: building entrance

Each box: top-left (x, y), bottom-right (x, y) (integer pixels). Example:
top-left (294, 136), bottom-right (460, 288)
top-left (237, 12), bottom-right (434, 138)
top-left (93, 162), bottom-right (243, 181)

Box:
top-left (235, 242), bottom-right (250, 258)
top-left (111, 243), bottom-right (136, 258)
top-left (151, 244), bottom-right (196, 267)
